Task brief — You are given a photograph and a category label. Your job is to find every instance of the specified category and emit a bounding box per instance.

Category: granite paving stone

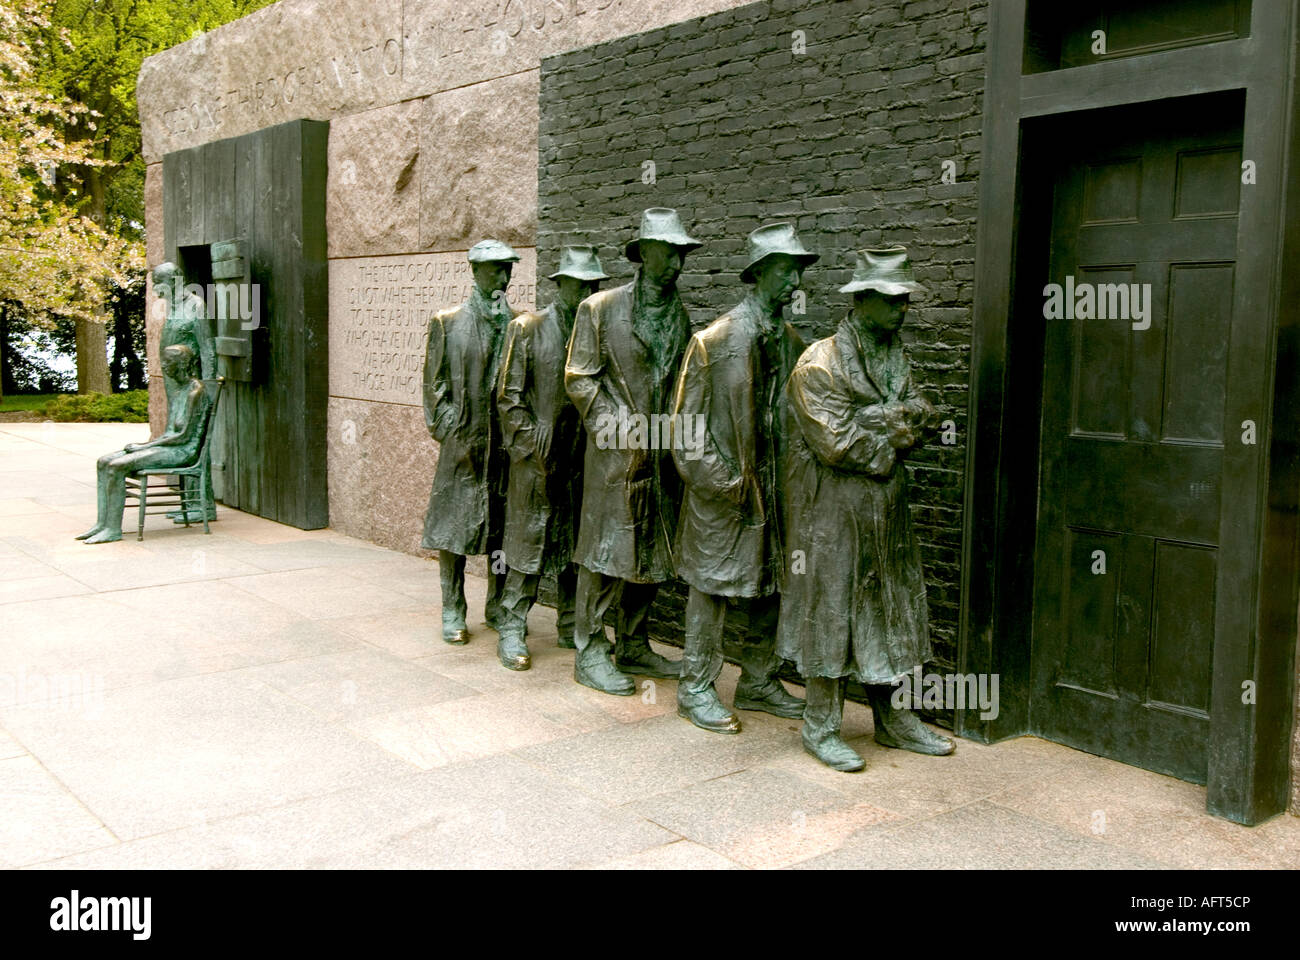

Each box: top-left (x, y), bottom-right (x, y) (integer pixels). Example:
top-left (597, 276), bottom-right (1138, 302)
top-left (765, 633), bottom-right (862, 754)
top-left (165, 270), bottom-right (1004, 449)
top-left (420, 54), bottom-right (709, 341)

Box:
top-left (988, 751), bottom-right (1300, 870)
top-left (0, 671), bottom-right (415, 842)
top-left (32, 755), bottom-right (676, 870)
top-left (583, 839), bottom-right (743, 870)
top-left (795, 800), bottom-right (1168, 870)
top-left (631, 766), bottom-right (904, 868)
top-left (0, 755), bottom-right (117, 867)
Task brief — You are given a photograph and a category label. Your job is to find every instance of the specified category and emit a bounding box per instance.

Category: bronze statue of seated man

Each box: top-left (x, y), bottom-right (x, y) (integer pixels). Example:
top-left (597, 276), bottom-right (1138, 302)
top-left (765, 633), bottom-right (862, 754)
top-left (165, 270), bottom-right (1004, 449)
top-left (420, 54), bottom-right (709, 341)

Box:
top-left (76, 344), bottom-right (212, 545)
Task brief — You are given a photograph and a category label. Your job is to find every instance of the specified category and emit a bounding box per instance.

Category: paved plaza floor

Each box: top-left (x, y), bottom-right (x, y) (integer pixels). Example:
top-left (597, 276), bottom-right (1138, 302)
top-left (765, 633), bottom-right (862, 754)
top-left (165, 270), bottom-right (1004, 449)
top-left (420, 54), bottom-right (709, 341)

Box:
top-left (1, 421), bottom-right (1297, 869)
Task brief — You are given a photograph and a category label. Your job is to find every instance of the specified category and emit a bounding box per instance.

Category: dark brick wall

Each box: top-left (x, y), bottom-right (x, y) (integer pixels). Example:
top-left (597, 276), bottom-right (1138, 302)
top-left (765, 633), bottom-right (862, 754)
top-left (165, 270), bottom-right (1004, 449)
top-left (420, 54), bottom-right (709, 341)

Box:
top-left (537, 0), bottom-right (988, 687)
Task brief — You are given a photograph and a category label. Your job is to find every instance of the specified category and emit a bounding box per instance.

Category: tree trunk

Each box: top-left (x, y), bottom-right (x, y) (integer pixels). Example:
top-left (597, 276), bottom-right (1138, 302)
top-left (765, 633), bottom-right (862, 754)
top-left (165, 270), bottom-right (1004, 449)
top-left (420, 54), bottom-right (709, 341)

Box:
top-left (75, 317), bottom-right (110, 394)
top-left (75, 160), bottom-right (112, 395)
top-left (110, 307), bottom-right (145, 391)
top-left (0, 305), bottom-right (7, 406)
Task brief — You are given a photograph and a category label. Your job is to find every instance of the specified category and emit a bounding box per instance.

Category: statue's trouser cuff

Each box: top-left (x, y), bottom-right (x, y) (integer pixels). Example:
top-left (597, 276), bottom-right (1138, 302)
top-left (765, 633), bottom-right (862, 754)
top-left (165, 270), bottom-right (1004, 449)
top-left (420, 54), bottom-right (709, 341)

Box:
top-left (501, 569), bottom-right (535, 632)
top-left (485, 569), bottom-right (506, 625)
top-left (614, 580), bottom-right (659, 661)
top-left (439, 551), bottom-right (468, 624)
top-left (500, 565), bottom-right (578, 636)
top-left (866, 682), bottom-right (912, 726)
top-left (439, 551), bottom-right (506, 625)
top-left (734, 592), bottom-right (782, 701)
top-left (803, 676), bottom-right (846, 744)
top-left (680, 587), bottom-right (727, 705)
top-left (554, 564), bottom-right (577, 638)
top-left (574, 566), bottom-right (658, 655)
top-left (680, 589), bottom-right (783, 705)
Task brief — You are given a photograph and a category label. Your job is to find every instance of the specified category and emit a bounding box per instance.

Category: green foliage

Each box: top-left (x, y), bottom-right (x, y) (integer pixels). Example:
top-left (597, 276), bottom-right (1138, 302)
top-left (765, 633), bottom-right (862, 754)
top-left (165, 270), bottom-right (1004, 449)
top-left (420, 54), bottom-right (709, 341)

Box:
top-left (0, 393), bottom-right (57, 411)
top-left (2, 0), bottom-right (272, 390)
top-left (43, 388), bottom-right (148, 422)
top-left (40, 0), bottom-right (279, 232)
top-left (0, 0), bottom-right (140, 326)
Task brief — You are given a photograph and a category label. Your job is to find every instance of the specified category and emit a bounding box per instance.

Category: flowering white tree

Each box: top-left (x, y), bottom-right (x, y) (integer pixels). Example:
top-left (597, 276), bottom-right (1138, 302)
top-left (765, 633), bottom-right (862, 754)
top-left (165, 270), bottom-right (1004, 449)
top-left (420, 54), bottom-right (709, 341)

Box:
top-left (0, 0), bottom-right (141, 398)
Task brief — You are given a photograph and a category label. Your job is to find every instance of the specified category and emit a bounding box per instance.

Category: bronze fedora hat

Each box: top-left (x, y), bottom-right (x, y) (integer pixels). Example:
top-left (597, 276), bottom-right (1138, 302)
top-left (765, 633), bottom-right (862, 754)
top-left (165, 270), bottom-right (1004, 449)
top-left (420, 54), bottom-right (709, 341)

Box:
top-left (625, 207), bottom-right (702, 262)
top-left (549, 245), bottom-right (610, 281)
top-left (839, 245), bottom-right (924, 296)
top-left (467, 238), bottom-right (521, 264)
top-left (740, 222), bottom-right (819, 283)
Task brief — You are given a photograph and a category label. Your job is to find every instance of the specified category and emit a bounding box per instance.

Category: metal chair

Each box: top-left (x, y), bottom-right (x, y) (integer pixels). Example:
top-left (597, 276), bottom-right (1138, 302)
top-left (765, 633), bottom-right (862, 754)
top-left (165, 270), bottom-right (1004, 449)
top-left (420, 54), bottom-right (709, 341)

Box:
top-left (124, 378), bottom-right (224, 541)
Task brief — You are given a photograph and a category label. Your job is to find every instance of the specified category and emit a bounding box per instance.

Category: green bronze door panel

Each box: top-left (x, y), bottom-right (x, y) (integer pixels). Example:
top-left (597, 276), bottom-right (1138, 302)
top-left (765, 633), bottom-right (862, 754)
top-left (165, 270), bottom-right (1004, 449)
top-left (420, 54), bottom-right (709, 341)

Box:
top-left (162, 119), bottom-right (329, 530)
top-left (208, 239), bottom-right (253, 512)
top-left (1030, 98), bottom-right (1242, 783)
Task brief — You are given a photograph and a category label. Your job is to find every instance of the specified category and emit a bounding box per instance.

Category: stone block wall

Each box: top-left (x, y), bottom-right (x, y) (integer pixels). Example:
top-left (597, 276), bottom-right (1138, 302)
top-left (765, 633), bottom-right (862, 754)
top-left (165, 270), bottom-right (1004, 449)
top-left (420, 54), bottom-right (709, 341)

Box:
top-left (537, 0), bottom-right (988, 673)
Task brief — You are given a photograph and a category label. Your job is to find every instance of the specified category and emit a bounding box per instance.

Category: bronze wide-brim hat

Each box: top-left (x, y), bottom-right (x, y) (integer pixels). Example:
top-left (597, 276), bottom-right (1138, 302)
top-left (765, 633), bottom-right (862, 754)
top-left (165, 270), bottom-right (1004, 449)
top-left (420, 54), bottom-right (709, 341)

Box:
top-left (467, 238), bottom-right (521, 264)
top-left (549, 244), bottom-right (610, 281)
top-left (625, 207), bottom-right (702, 262)
top-left (740, 222), bottom-right (819, 283)
top-left (839, 245), bottom-right (924, 296)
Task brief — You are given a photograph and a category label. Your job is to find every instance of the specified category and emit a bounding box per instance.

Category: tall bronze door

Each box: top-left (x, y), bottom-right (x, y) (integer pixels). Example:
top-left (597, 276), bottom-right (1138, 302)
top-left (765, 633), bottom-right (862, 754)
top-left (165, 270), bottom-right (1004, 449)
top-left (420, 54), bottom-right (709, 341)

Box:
top-left (1030, 96), bottom-right (1244, 783)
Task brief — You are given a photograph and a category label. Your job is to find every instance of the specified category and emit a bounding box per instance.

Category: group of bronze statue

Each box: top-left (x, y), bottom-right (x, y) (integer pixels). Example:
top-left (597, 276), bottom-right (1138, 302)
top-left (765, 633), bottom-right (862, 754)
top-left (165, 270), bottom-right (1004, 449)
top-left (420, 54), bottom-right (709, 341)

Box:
top-left (79, 208), bottom-right (953, 772)
top-left (425, 208), bottom-right (954, 773)
top-left (77, 263), bottom-right (216, 544)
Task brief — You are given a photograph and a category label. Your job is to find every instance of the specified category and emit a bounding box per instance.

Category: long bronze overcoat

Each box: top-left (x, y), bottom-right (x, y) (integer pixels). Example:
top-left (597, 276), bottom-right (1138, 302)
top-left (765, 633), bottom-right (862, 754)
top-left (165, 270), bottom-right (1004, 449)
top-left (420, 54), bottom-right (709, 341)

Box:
top-left (565, 277), bottom-right (690, 584)
top-left (776, 316), bottom-right (939, 682)
top-left (671, 295), bottom-right (806, 598)
top-left (497, 302), bottom-right (585, 576)
top-left (421, 288), bottom-right (514, 555)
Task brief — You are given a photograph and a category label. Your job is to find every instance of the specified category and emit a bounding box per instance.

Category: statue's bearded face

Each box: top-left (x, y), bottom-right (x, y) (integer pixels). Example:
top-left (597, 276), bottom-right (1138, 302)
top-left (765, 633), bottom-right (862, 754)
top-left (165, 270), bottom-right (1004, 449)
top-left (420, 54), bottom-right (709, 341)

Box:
top-left (153, 268), bottom-right (178, 302)
top-left (639, 240), bottom-right (683, 286)
top-left (472, 261), bottom-right (513, 296)
top-left (755, 254), bottom-right (803, 306)
top-left (556, 275), bottom-right (598, 313)
top-left (854, 290), bottom-right (910, 334)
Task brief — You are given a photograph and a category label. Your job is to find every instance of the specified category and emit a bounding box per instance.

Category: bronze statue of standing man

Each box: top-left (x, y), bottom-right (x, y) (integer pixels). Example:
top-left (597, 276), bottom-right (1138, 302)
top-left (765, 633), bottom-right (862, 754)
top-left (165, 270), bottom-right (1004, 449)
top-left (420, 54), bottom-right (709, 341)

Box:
top-left (154, 261), bottom-right (216, 383)
top-left (154, 261), bottom-right (217, 524)
top-left (422, 239), bottom-right (520, 646)
top-left (564, 209), bottom-right (698, 695)
top-left (778, 246), bottom-right (955, 771)
top-left (494, 246), bottom-right (610, 671)
top-left (671, 223), bottom-right (814, 733)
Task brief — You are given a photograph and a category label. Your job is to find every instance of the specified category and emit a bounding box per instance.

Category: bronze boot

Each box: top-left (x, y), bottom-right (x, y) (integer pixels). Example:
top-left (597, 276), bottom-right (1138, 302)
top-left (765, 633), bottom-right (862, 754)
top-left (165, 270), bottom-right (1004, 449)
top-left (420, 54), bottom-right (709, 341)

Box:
top-left (441, 611), bottom-right (470, 646)
top-left (495, 616), bottom-right (531, 672)
top-left (801, 677), bottom-right (865, 773)
top-left (614, 633), bottom-right (681, 679)
top-left (677, 686), bottom-right (742, 735)
top-left (574, 637), bottom-right (635, 696)
top-left (868, 686), bottom-right (955, 756)
top-left (735, 679), bottom-right (805, 719)
top-left (734, 635), bottom-right (804, 718)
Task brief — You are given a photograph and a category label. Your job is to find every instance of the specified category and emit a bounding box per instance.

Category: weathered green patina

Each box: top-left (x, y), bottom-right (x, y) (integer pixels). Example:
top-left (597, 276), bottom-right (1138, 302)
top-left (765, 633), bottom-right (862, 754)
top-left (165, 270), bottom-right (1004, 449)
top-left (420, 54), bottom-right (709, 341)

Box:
top-left (565, 209), bottom-right (698, 695)
top-left (672, 223), bottom-right (816, 734)
top-left (777, 246), bottom-right (955, 771)
top-left (78, 345), bottom-right (212, 545)
top-left (494, 245), bottom-right (609, 671)
top-left (422, 239), bottom-right (520, 646)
